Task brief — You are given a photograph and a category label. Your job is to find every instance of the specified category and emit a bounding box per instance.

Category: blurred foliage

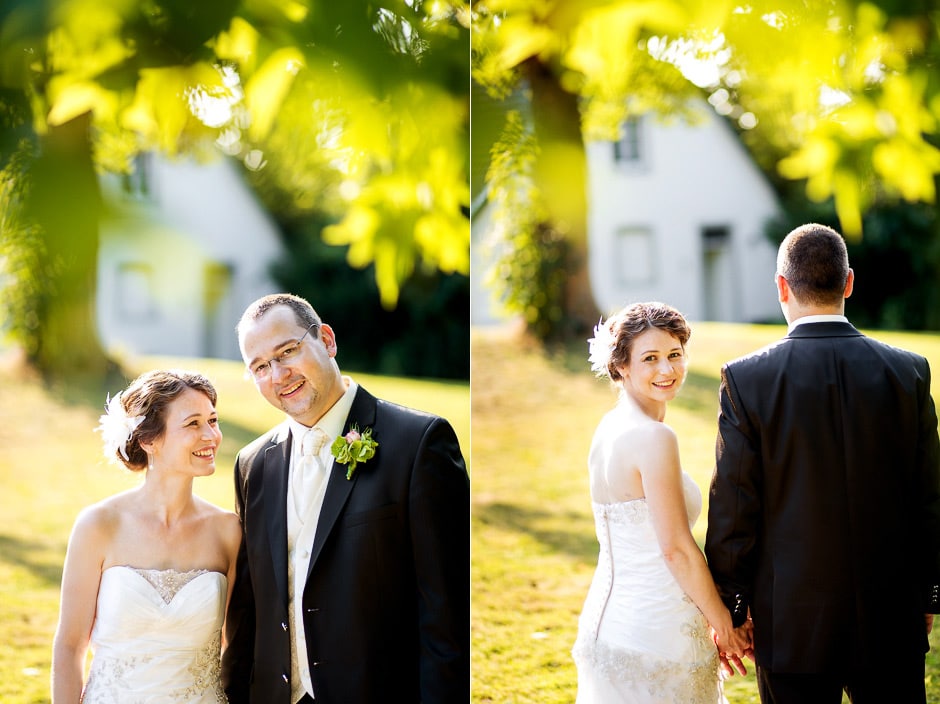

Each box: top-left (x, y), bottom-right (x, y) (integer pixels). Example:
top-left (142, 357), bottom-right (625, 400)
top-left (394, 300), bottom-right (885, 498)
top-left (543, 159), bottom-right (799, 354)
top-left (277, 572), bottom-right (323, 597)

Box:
top-left (473, 0), bottom-right (940, 240)
top-left (472, 0), bottom-right (940, 337)
top-left (267, 216), bottom-right (469, 380)
top-left (481, 110), bottom-right (570, 339)
top-left (0, 0), bottom-right (470, 376)
top-left (0, 141), bottom-right (44, 356)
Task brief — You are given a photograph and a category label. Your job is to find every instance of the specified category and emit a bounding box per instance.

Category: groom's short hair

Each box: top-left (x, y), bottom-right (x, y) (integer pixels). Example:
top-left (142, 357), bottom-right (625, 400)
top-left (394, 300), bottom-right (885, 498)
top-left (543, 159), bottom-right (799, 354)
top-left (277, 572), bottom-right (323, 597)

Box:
top-left (777, 223), bottom-right (850, 306)
top-left (237, 293), bottom-right (322, 339)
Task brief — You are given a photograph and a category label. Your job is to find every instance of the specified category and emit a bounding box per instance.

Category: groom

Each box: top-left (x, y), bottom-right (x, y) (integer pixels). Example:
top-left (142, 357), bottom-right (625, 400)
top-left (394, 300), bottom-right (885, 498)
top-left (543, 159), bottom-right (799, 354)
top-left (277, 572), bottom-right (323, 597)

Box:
top-left (221, 293), bottom-right (469, 703)
top-left (705, 223), bottom-right (940, 702)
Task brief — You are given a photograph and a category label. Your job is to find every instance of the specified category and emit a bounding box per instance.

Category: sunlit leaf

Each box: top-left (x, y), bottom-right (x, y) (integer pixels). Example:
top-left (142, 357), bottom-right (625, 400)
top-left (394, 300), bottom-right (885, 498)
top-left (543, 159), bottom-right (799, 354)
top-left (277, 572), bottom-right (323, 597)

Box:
top-left (244, 47), bottom-right (305, 142)
top-left (47, 81), bottom-right (119, 126)
top-left (873, 138), bottom-right (940, 203)
top-left (211, 16), bottom-right (259, 72)
top-left (120, 63), bottom-right (229, 154)
top-left (323, 205), bottom-right (378, 259)
top-left (46, 0), bottom-right (134, 79)
top-left (832, 168), bottom-right (863, 239)
top-left (242, 0), bottom-right (310, 23)
top-left (777, 136), bottom-right (839, 185)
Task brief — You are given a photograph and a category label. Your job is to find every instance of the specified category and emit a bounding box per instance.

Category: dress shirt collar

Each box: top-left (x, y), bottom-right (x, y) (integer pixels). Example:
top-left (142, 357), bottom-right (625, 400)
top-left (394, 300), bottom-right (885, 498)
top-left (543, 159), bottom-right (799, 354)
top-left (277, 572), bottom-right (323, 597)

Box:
top-left (287, 376), bottom-right (358, 456)
top-left (787, 314), bottom-right (849, 334)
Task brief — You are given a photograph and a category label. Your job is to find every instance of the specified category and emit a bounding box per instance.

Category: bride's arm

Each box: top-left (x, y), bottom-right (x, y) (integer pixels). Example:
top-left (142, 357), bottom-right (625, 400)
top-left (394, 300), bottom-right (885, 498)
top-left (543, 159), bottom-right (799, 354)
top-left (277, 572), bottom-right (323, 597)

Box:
top-left (637, 424), bottom-right (750, 658)
top-left (51, 508), bottom-right (107, 703)
top-left (219, 511), bottom-right (242, 650)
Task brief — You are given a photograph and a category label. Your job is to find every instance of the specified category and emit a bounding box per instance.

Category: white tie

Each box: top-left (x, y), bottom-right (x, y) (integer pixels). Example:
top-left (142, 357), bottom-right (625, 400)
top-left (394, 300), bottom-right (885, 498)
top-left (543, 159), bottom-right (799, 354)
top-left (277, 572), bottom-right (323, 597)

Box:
top-left (293, 427), bottom-right (330, 518)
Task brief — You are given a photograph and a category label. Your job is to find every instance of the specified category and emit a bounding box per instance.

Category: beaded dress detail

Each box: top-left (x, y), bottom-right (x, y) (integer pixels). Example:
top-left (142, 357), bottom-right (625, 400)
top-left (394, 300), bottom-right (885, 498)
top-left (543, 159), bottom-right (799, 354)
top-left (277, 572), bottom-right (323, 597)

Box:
top-left (572, 473), bottom-right (724, 703)
top-left (81, 566), bottom-right (227, 703)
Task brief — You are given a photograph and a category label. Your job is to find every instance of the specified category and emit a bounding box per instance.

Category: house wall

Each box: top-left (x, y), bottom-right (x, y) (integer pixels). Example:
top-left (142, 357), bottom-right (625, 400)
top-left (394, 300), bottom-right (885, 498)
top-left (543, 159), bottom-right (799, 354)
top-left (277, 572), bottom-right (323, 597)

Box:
top-left (586, 102), bottom-right (783, 323)
top-left (470, 198), bottom-right (515, 326)
top-left (96, 155), bottom-right (284, 360)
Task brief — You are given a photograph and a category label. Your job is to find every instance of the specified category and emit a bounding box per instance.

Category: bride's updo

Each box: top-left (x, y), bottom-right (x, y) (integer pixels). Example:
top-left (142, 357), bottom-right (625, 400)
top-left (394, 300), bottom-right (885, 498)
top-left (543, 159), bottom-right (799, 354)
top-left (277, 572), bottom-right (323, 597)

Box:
top-left (97, 369), bottom-right (218, 471)
top-left (589, 302), bottom-right (691, 382)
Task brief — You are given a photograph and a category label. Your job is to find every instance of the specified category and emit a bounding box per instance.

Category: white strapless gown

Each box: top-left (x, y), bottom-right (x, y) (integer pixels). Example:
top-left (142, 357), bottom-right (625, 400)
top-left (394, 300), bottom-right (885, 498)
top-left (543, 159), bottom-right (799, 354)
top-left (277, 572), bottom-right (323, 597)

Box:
top-left (572, 473), bottom-right (723, 704)
top-left (82, 566), bottom-right (227, 703)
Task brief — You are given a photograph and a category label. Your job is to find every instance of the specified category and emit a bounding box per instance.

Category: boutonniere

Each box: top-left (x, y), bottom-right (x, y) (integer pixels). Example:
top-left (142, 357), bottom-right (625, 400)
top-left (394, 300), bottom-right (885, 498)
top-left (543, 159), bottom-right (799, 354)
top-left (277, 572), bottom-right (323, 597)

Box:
top-left (330, 425), bottom-right (379, 480)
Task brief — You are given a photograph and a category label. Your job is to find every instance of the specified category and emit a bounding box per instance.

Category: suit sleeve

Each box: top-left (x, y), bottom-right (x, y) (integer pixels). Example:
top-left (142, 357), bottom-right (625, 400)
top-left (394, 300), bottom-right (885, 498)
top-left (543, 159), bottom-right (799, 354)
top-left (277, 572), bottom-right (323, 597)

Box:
top-left (222, 454), bottom-right (256, 703)
top-left (915, 359), bottom-right (940, 613)
top-left (705, 364), bottom-right (762, 627)
top-left (408, 417), bottom-right (470, 703)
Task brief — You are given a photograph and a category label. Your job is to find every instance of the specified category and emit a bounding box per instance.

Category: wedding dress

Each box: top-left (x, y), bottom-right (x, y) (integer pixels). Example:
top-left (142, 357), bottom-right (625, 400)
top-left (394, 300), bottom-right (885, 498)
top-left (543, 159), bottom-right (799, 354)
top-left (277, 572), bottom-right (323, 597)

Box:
top-left (572, 473), bottom-right (723, 704)
top-left (81, 565), bottom-right (227, 703)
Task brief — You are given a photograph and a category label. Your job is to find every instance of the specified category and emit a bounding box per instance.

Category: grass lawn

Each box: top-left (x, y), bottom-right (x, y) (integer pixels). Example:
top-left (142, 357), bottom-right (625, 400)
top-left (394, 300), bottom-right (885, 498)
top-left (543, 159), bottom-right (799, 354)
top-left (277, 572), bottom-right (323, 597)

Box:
top-left (0, 351), bottom-right (468, 704)
top-left (471, 321), bottom-right (940, 704)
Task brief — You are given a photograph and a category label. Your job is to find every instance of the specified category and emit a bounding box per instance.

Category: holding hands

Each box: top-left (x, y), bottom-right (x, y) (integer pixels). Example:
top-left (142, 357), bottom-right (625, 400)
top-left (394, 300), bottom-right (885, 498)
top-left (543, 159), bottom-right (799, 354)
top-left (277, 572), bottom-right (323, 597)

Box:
top-left (713, 618), bottom-right (754, 678)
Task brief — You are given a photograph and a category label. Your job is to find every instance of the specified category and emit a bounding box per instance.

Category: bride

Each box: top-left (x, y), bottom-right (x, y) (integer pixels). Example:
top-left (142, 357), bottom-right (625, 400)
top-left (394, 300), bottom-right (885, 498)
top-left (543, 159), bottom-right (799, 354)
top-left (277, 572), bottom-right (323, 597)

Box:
top-left (51, 369), bottom-right (241, 703)
top-left (572, 302), bottom-right (750, 703)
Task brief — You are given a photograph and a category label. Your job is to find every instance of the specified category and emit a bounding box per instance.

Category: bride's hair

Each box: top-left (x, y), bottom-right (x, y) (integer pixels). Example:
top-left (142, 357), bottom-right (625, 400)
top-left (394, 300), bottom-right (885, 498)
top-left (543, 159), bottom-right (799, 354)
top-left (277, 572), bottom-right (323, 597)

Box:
top-left (590, 302), bottom-right (690, 382)
top-left (108, 370), bottom-right (218, 471)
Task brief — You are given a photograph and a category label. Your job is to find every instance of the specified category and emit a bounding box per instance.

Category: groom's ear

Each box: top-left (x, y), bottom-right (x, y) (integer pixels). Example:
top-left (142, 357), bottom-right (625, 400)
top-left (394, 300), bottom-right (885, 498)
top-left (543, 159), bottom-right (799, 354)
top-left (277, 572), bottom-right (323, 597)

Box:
top-left (319, 323), bottom-right (338, 357)
top-left (775, 273), bottom-right (790, 303)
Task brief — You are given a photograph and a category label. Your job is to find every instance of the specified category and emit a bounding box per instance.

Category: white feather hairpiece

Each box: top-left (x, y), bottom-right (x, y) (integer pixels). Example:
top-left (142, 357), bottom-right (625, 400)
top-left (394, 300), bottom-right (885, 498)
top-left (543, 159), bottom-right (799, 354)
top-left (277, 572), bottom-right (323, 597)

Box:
top-left (587, 317), bottom-right (616, 378)
top-left (95, 392), bottom-right (146, 462)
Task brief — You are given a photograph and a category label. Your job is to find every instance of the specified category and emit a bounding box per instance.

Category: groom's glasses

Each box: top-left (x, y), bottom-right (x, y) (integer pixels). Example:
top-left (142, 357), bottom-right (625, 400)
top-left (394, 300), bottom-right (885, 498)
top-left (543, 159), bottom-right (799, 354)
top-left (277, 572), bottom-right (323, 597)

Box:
top-left (247, 322), bottom-right (319, 381)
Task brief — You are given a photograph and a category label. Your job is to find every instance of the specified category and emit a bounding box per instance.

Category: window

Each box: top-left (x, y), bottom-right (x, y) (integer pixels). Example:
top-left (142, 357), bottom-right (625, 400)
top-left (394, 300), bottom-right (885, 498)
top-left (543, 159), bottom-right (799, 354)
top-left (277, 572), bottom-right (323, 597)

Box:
top-left (117, 263), bottom-right (155, 320)
top-left (613, 117), bottom-right (643, 164)
top-left (121, 153), bottom-right (153, 199)
top-left (615, 227), bottom-right (655, 285)
top-left (702, 225), bottom-right (730, 253)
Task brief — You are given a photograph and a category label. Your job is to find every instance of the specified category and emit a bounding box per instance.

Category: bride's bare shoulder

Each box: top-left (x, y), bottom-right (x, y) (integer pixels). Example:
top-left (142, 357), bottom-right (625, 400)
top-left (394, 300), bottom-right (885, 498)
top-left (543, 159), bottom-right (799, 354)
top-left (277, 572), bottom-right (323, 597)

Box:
top-left (67, 490), bottom-right (139, 549)
top-left (193, 498), bottom-right (241, 545)
top-left (595, 412), bottom-right (675, 447)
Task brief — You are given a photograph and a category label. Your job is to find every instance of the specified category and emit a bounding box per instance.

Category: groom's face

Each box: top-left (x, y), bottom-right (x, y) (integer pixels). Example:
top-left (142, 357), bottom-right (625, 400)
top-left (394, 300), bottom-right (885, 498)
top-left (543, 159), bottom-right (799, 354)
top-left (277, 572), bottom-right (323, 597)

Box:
top-left (240, 306), bottom-right (345, 426)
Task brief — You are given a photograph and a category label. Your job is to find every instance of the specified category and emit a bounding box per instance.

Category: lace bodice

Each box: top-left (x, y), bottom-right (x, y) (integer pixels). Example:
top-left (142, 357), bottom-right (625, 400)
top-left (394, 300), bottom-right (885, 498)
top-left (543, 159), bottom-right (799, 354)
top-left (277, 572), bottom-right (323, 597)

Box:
top-left (131, 567), bottom-right (212, 604)
top-left (573, 474), bottom-right (723, 703)
top-left (81, 566), bottom-right (227, 703)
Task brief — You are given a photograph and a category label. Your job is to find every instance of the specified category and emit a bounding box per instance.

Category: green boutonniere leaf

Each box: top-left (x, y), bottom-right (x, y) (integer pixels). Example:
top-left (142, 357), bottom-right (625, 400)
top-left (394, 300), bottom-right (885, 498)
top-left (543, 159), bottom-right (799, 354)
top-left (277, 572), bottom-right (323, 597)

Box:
top-left (330, 425), bottom-right (378, 480)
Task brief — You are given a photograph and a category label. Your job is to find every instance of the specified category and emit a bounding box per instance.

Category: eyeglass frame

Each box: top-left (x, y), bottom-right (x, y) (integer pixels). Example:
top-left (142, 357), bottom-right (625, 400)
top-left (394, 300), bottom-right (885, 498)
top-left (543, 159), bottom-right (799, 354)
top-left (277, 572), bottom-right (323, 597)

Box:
top-left (245, 321), bottom-right (320, 381)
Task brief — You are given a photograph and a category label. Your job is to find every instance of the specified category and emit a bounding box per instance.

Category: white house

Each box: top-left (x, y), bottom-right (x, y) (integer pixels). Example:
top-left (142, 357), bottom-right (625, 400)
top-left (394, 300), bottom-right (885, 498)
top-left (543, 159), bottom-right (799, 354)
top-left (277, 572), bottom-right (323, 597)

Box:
top-left (96, 153), bottom-right (285, 360)
top-left (471, 96), bottom-right (784, 326)
top-left (586, 102), bottom-right (781, 323)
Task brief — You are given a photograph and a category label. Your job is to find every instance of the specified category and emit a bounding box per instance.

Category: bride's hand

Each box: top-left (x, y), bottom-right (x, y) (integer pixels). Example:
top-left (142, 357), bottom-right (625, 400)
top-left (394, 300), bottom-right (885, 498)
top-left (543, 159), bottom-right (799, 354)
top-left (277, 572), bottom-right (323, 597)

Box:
top-left (713, 621), bottom-right (752, 657)
top-left (718, 651), bottom-right (748, 678)
top-left (713, 622), bottom-right (753, 677)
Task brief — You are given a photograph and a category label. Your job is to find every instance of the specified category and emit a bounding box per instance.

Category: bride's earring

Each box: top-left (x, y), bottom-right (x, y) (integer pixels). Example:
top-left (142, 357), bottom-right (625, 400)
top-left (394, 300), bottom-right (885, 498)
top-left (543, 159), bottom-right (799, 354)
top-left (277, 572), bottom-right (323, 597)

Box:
top-left (148, 453), bottom-right (155, 471)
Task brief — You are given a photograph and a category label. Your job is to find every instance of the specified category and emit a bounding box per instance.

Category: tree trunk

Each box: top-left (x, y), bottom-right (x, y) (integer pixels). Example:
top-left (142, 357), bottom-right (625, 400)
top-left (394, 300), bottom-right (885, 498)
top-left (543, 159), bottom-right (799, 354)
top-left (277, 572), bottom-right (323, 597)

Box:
top-left (526, 61), bottom-right (600, 332)
top-left (26, 112), bottom-right (109, 380)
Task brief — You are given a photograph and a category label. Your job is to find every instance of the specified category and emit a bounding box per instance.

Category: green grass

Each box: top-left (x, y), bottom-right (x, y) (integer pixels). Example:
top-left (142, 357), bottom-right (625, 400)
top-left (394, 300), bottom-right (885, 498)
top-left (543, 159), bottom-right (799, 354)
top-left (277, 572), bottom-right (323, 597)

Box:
top-left (471, 322), bottom-right (940, 704)
top-left (0, 352), bottom-right (468, 704)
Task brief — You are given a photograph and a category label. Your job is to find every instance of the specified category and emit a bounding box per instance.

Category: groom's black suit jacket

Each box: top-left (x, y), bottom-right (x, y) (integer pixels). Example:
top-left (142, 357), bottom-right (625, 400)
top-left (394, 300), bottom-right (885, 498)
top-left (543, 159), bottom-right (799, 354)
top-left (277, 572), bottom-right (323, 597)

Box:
top-left (705, 321), bottom-right (940, 673)
top-left (221, 385), bottom-right (469, 703)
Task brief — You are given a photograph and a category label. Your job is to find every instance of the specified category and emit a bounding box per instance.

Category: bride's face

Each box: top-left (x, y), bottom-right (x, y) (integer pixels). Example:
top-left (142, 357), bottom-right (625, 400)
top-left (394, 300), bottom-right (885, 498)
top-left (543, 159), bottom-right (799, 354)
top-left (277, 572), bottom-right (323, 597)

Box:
top-left (146, 388), bottom-right (222, 476)
top-left (618, 327), bottom-right (687, 405)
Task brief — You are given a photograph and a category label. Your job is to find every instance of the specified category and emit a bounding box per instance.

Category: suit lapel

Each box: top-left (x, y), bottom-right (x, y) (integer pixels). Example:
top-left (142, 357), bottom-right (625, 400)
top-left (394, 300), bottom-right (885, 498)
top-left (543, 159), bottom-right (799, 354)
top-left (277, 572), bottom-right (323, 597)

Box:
top-left (306, 387), bottom-right (378, 579)
top-left (263, 434), bottom-right (292, 607)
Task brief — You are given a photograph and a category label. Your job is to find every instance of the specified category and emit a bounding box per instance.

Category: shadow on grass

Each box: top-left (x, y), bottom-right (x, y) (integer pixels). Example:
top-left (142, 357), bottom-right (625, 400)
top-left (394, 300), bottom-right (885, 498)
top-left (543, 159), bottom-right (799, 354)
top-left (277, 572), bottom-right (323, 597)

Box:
top-left (0, 534), bottom-right (65, 588)
top-left (475, 502), bottom-right (597, 562)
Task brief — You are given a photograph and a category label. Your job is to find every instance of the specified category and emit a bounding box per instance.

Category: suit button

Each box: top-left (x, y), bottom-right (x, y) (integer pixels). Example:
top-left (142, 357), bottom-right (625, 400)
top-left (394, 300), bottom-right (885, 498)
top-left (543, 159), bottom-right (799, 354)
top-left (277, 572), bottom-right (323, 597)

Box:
top-left (282, 674), bottom-right (289, 684)
top-left (281, 622), bottom-right (288, 631)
